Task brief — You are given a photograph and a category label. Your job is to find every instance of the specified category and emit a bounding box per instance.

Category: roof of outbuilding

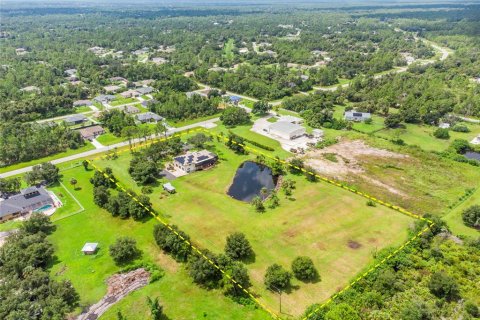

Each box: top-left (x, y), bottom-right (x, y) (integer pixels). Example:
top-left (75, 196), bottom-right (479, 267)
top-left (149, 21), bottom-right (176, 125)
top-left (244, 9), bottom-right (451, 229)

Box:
top-left (269, 121), bottom-right (305, 134)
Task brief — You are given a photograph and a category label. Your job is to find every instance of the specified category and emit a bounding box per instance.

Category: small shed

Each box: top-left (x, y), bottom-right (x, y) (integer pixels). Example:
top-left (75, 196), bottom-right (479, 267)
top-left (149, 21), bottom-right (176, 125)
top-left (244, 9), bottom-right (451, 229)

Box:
top-left (81, 242), bottom-right (98, 255)
top-left (163, 183), bottom-right (176, 193)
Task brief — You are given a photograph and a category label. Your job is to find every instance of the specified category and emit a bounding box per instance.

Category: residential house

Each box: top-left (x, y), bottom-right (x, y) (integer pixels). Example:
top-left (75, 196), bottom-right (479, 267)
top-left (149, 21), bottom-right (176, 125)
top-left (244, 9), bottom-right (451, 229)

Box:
top-left (0, 186), bottom-right (55, 222)
top-left (120, 89), bottom-right (140, 98)
top-left (136, 112), bottom-right (163, 123)
top-left (73, 100), bottom-right (93, 107)
top-left (151, 57), bottom-right (167, 65)
top-left (123, 105), bottom-right (140, 114)
top-left (81, 243), bottom-right (98, 255)
top-left (108, 76), bottom-right (128, 86)
top-left (239, 48), bottom-right (249, 54)
top-left (94, 94), bottom-right (116, 104)
top-left (104, 85), bottom-right (121, 93)
top-left (77, 125), bottom-right (105, 141)
top-left (344, 111), bottom-right (371, 122)
top-left (65, 114), bottom-right (88, 125)
top-left (173, 150), bottom-right (218, 173)
top-left (133, 79), bottom-right (154, 87)
top-left (268, 121), bottom-right (306, 140)
top-left (136, 87), bottom-right (154, 95)
top-left (229, 95), bottom-right (241, 105)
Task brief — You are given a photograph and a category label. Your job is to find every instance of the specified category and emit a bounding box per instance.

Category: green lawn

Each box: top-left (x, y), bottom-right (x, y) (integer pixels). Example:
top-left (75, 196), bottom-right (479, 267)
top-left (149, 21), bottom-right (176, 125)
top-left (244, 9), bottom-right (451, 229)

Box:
top-left (96, 133), bottom-right (126, 146)
top-left (92, 136), bottom-right (413, 317)
top-left (110, 96), bottom-right (138, 106)
top-left (376, 122), bottom-right (480, 152)
top-left (0, 143), bottom-right (96, 174)
top-left (75, 105), bottom-right (92, 113)
top-left (166, 113), bottom-right (221, 128)
top-left (223, 38), bottom-right (235, 61)
top-left (443, 188), bottom-right (480, 238)
top-left (45, 166), bottom-right (270, 320)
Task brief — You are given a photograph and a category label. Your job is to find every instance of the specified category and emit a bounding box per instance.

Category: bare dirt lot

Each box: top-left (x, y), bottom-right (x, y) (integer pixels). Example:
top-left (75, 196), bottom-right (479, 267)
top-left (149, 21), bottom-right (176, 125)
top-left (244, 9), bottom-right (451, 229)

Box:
top-left (303, 139), bottom-right (408, 196)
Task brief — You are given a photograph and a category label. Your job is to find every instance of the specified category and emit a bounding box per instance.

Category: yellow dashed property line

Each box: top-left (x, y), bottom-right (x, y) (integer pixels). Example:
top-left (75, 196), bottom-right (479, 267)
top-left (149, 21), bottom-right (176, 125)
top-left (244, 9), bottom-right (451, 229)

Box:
top-left (88, 128), bottom-right (433, 320)
top-left (87, 159), bottom-right (279, 320)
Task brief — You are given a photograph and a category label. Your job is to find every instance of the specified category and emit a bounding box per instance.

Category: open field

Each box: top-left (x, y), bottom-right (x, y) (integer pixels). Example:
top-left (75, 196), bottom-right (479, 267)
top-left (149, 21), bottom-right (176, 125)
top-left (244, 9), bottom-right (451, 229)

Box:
top-left (0, 142), bottom-right (95, 174)
top-left (110, 96), bottom-right (138, 106)
top-left (96, 132), bottom-right (126, 146)
top-left (46, 165), bottom-right (271, 320)
top-left (223, 38), bottom-right (235, 60)
top-left (443, 188), bottom-right (480, 238)
top-left (92, 135), bottom-right (414, 316)
top-left (166, 113), bottom-right (221, 128)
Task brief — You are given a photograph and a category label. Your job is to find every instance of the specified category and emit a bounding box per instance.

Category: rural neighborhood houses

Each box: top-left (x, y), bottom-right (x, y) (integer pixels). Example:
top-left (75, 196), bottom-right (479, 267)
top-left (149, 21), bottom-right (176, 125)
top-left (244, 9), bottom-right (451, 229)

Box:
top-left (173, 150), bottom-right (218, 173)
top-left (136, 112), bottom-right (163, 123)
top-left (0, 186), bottom-right (58, 222)
top-left (73, 100), bottom-right (93, 107)
top-left (94, 94), bottom-right (116, 104)
top-left (77, 125), bottom-right (106, 141)
top-left (65, 114), bottom-right (88, 125)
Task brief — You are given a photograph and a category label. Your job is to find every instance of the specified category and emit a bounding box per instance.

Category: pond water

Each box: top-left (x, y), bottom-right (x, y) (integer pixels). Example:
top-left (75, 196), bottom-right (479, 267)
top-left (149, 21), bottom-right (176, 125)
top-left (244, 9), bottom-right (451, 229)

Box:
top-left (227, 161), bottom-right (277, 202)
top-left (464, 151), bottom-right (480, 161)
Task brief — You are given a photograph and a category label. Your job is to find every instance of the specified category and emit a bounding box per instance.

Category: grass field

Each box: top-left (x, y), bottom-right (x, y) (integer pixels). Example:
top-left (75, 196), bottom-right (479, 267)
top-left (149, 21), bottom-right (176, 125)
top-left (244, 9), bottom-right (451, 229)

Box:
top-left (166, 113), bottom-right (221, 128)
top-left (223, 38), bottom-right (235, 61)
top-left (110, 96), bottom-right (138, 106)
top-left (75, 105), bottom-right (92, 113)
top-left (0, 143), bottom-right (95, 174)
top-left (443, 188), bottom-right (480, 238)
top-left (96, 133), bottom-right (126, 146)
top-left (376, 122), bottom-right (480, 152)
top-left (46, 165), bottom-right (271, 320)
top-left (92, 136), bottom-right (414, 316)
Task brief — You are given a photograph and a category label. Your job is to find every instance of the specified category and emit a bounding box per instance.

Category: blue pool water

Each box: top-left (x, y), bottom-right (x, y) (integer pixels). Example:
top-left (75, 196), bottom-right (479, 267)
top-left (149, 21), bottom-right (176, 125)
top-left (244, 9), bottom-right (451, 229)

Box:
top-left (34, 204), bottom-right (53, 212)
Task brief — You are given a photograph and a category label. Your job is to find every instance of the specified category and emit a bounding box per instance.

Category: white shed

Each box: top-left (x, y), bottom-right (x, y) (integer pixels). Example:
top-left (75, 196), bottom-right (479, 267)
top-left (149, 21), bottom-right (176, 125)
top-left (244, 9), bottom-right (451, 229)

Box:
top-left (81, 242), bottom-right (98, 255)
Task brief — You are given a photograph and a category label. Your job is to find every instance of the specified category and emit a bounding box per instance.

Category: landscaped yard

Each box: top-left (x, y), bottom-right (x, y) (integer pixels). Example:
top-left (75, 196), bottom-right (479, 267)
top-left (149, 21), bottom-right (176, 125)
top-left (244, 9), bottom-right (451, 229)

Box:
top-left (110, 96), bottom-right (138, 106)
top-left (46, 164), bottom-right (270, 320)
top-left (91, 134), bottom-right (414, 317)
top-left (96, 132), bottom-right (126, 146)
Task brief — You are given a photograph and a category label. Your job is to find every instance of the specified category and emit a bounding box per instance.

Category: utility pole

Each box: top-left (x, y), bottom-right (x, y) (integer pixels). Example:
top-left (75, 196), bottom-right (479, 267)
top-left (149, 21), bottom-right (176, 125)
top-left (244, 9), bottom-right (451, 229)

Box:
top-left (271, 285), bottom-right (282, 314)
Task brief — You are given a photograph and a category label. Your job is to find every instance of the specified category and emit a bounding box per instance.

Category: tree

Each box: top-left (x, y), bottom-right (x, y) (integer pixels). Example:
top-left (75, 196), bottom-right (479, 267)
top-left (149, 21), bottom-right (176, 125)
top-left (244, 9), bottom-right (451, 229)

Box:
top-left (129, 156), bottom-right (158, 185)
top-left (325, 303), bottom-right (361, 320)
top-left (281, 179), bottom-right (296, 196)
top-left (251, 196), bottom-right (265, 212)
top-left (269, 191), bottom-right (280, 208)
top-left (220, 106), bottom-right (250, 127)
top-left (82, 160), bottom-right (89, 170)
top-left (428, 271), bottom-right (460, 301)
top-left (221, 260), bottom-right (250, 297)
top-left (187, 133), bottom-right (212, 148)
top-left (109, 237), bottom-right (141, 265)
top-left (462, 205), bottom-right (480, 229)
top-left (264, 264), bottom-right (291, 291)
top-left (291, 256), bottom-right (319, 282)
top-left (93, 186), bottom-right (110, 208)
top-left (153, 224), bottom-right (191, 262)
top-left (304, 165), bottom-right (318, 182)
top-left (226, 132), bottom-right (246, 154)
top-left (433, 128), bottom-right (450, 139)
top-left (155, 121), bottom-right (168, 138)
top-left (450, 139), bottom-right (472, 154)
top-left (384, 113), bottom-right (403, 128)
top-left (288, 158), bottom-right (304, 174)
top-left (252, 100), bottom-right (271, 115)
top-left (21, 213), bottom-right (55, 235)
top-left (122, 126), bottom-right (139, 151)
top-left (25, 162), bottom-right (60, 185)
top-left (188, 249), bottom-right (222, 288)
top-left (0, 177), bottom-right (21, 193)
top-left (70, 178), bottom-right (78, 190)
top-left (146, 296), bottom-right (163, 320)
top-left (224, 232), bottom-right (254, 260)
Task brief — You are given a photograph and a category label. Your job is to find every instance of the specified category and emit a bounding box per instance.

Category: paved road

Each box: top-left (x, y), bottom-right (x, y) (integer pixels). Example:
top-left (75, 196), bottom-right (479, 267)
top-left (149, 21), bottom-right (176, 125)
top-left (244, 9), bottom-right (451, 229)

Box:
top-left (0, 118), bottom-right (219, 178)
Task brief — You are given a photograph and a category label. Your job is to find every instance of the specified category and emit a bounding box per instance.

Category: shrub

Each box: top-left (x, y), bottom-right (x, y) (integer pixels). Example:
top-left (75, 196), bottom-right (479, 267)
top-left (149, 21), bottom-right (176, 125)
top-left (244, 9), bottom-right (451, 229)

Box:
top-left (153, 224), bottom-right (191, 262)
top-left (366, 200), bottom-right (376, 207)
top-left (291, 256), bottom-right (319, 282)
top-left (462, 205), bottom-right (480, 229)
top-left (450, 139), bottom-right (472, 154)
top-left (433, 128), bottom-right (450, 140)
top-left (384, 113), bottom-right (403, 128)
top-left (109, 237), bottom-right (141, 265)
top-left (452, 124), bottom-right (470, 133)
top-left (428, 271), bottom-right (460, 301)
top-left (264, 264), bottom-right (291, 291)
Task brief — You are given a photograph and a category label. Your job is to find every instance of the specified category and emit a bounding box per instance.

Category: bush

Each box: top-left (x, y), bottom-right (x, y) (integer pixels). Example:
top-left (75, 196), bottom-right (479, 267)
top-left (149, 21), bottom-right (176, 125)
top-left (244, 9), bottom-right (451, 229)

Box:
top-left (433, 128), bottom-right (450, 140)
top-left (291, 256), bottom-right (319, 282)
top-left (428, 271), bottom-right (460, 301)
top-left (153, 224), bottom-right (191, 262)
top-left (462, 205), bottom-right (480, 229)
top-left (264, 264), bottom-right (291, 291)
top-left (452, 124), bottom-right (470, 132)
top-left (109, 237), bottom-right (141, 265)
top-left (224, 232), bottom-right (254, 260)
top-left (450, 139), bottom-right (472, 154)
top-left (465, 301), bottom-right (479, 317)
top-left (384, 113), bottom-right (403, 128)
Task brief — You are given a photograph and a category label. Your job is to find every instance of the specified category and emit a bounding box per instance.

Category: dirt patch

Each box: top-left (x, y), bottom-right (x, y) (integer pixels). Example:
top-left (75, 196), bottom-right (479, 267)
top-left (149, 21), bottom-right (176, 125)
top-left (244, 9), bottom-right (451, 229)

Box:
top-left (303, 139), bottom-right (408, 196)
top-left (347, 240), bottom-right (362, 249)
top-left (77, 268), bottom-right (150, 320)
top-left (312, 242), bottom-right (327, 250)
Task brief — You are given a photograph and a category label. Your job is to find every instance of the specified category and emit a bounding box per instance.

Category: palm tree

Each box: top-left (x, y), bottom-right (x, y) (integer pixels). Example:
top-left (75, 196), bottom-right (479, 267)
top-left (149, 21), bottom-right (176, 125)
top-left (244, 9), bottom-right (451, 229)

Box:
top-left (70, 178), bottom-right (78, 190)
top-left (122, 126), bottom-right (138, 152)
top-left (156, 121), bottom-right (167, 138)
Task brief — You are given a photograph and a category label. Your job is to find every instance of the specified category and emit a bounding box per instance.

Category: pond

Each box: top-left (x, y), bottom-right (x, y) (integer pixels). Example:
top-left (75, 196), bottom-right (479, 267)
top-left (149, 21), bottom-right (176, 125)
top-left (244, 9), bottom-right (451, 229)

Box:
top-left (464, 151), bottom-right (480, 161)
top-left (227, 161), bottom-right (277, 202)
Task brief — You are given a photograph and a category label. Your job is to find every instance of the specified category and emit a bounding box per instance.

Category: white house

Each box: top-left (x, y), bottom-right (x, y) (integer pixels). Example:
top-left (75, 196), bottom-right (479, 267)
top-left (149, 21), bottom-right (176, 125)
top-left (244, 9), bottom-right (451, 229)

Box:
top-left (471, 135), bottom-right (480, 145)
top-left (268, 121), bottom-right (306, 140)
top-left (173, 150), bottom-right (217, 173)
top-left (344, 111), bottom-right (371, 122)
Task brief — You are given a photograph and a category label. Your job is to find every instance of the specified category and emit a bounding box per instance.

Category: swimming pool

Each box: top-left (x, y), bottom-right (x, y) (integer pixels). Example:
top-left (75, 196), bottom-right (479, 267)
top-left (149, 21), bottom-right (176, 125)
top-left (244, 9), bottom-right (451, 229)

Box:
top-left (34, 204), bottom-right (53, 213)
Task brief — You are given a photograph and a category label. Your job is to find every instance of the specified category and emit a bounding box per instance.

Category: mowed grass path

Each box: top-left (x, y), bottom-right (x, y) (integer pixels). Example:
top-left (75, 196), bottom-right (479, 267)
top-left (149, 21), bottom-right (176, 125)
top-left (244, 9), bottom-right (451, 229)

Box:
top-left (93, 140), bottom-right (413, 316)
top-left (47, 165), bottom-right (270, 320)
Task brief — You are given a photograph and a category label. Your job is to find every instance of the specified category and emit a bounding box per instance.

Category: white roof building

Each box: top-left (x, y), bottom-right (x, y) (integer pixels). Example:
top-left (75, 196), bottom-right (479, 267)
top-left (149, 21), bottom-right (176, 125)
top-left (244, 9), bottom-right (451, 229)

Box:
top-left (268, 121), bottom-right (306, 140)
top-left (81, 242), bottom-right (98, 254)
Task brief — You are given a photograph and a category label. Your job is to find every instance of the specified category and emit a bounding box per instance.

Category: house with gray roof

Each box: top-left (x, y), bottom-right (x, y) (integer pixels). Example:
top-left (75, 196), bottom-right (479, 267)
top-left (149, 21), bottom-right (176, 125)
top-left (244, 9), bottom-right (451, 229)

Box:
top-left (0, 186), bottom-right (54, 222)
top-left (268, 121), bottom-right (306, 140)
top-left (136, 86), bottom-right (154, 95)
top-left (173, 150), bottom-right (217, 173)
top-left (65, 114), bottom-right (87, 125)
top-left (73, 100), bottom-right (92, 107)
top-left (93, 95), bottom-right (116, 104)
top-left (136, 112), bottom-right (163, 123)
